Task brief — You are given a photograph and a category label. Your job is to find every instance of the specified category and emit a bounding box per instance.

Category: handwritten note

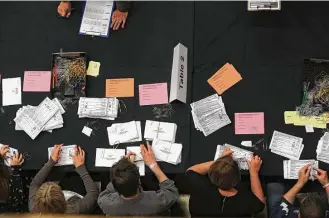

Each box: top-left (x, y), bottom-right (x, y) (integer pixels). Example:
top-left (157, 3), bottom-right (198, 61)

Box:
top-left (106, 78), bottom-right (134, 97)
top-left (23, 71), bottom-right (51, 92)
top-left (208, 63), bottom-right (242, 95)
top-left (235, 112), bottom-right (264, 134)
top-left (87, 61), bottom-right (101, 77)
top-left (139, 83), bottom-right (168, 106)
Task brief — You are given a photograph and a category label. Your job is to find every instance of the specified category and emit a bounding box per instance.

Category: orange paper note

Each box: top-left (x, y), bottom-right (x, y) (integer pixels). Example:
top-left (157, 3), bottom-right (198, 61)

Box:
top-left (207, 63), bottom-right (242, 95)
top-left (106, 78), bottom-right (134, 97)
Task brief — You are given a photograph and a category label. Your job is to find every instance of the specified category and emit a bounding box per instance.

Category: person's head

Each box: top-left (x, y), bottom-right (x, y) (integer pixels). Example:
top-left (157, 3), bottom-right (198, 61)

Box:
top-left (299, 194), bottom-right (326, 218)
top-left (0, 164), bottom-right (10, 202)
top-left (208, 156), bottom-right (240, 190)
top-left (32, 182), bottom-right (67, 213)
top-left (111, 158), bottom-right (140, 198)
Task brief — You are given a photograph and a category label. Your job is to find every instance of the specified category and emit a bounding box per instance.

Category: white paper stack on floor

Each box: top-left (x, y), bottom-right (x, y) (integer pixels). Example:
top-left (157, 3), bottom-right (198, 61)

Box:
top-left (48, 145), bottom-right (75, 166)
top-left (14, 97), bottom-right (65, 139)
top-left (95, 148), bottom-right (125, 167)
top-left (126, 147), bottom-right (145, 176)
top-left (78, 97), bottom-right (119, 120)
top-left (316, 132), bottom-right (329, 164)
top-left (107, 121), bottom-right (142, 145)
top-left (191, 94), bottom-right (231, 136)
top-left (152, 139), bottom-right (182, 165)
top-left (283, 160), bottom-right (318, 180)
top-left (144, 120), bottom-right (177, 142)
top-left (269, 131), bottom-right (304, 160)
top-left (214, 144), bottom-right (252, 170)
top-left (0, 144), bottom-right (18, 166)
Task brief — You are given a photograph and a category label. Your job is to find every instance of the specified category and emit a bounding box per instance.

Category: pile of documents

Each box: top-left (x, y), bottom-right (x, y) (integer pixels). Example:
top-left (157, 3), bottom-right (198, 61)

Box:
top-left (78, 97), bottom-right (119, 120)
top-left (126, 146), bottom-right (145, 176)
top-left (316, 132), bottom-right (329, 164)
top-left (14, 97), bottom-right (65, 140)
top-left (152, 139), bottom-right (182, 165)
top-left (191, 94), bottom-right (231, 136)
top-left (284, 111), bottom-right (328, 129)
top-left (48, 145), bottom-right (75, 166)
top-left (107, 121), bottom-right (142, 146)
top-left (95, 148), bottom-right (125, 167)
top-left (283, 160), bottom-right (318, 180)
top-left (144, 120), bottom-right (177, 143)
top-left (269, 131), bottom-right (304, 160)
top-left (214, 144), bottom-right (252, 170)
top-left (0, 144), bottom-right (17, 166)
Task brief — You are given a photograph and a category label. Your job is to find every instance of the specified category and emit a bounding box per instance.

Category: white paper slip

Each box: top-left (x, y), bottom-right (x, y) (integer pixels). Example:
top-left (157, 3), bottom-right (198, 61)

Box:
top-left (107, 121), bottom-right (141, 145)
top-left (152, 139), bottom-right (182, 165)
top-left (316, 133), bottom-right (329, 164)
top-left (283, 160), bottom-right (318, 180)
top-left (95, 148), bottom-right (125, 167)
top-left (214, 144), bottom-right (252, 170)
top-left (2, 77), bottom-right (22, 106)
top-left (144, 120), bottom-right (177, 143)
top-left (126, 146), bottom-right (143, 161)
top-left (82, 126), bottom-right (93, 137)
top-left (241, 141), bottom-right (253, 147)
top-left (48, 145), bottom-right (75, 166)
top-left (78, 97), bottom-right (118, 120)
top-left (305, 125), bottom-right (314, 133)
top-left (53, 98), bottom-right (65, 114)
top-left (135, 161), bottom-right (145, 176)
top-left (0, 144), bottom-right (18, 166)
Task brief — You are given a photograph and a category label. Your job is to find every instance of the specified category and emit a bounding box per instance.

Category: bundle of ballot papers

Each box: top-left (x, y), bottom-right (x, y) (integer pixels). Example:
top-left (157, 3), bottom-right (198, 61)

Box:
top-left (14, 97), bottom-right (65, 140)
top-left (0, 144), bottom-right (17, 166)
top-left (107, 121), bottom-right (142, 146)
top-left (144, 120), bottom-right (177, 143)
top-left (316, 132), bottom-right (329, 164)
top-left (48, 145), bottom-right (75, 166)
top-left (78, 97), bottom-right (119, 120)
top-left (152, 139), bottom-right (182, 165)
top-left (283, 160), bottom-right (318, 180)
top-left (214, 144), bottom-right (252, 170)
top-left (191, 94), bottom-right (231, 137)
top-left (269, 131), bottom-right (304, 160)
top-left (126, 146), bottom-right (145, 176)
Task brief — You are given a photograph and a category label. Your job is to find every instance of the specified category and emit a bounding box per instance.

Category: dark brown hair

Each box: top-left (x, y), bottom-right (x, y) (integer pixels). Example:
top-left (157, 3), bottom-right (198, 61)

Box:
top-left (300, 194), bottom-right (326, 218)
top-left (0, 164), bottom-right (10, 202)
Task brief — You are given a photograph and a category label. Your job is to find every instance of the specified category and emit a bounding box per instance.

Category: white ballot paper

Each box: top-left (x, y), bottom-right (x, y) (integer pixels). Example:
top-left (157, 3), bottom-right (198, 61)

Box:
top-left (214, 144), bottom-right (252, 170)
top-left (82, 126), bottom-right (93, 137)
top-left (107, 121), bottom-right (142, 145)
top-left (316, 133), bottom-right (329, 164)
top-left (2, 77), bottom-right (22, 106)
top-left (126, 147), bottom-right (145, 176)
top-left (283, 160), bottom-right (318, 180)
top-left (0, 144), bottom-right (18, 166)
top-left (152, 139), bottom-right (182, 165)
top-left (48, 145), bottom-right (75, 166)
top-left (79, 1), bottom-right (114, 37)
top-left (144, 120), bottom-right (177, 143)
top-left (269, 131), bottom-right (304, 160)
top-left (95, 148), bottom-right (125, 167)
top-left (191, 94), bottom-right (231, 136)
top-left (78, 97), bottom-right (118, 120)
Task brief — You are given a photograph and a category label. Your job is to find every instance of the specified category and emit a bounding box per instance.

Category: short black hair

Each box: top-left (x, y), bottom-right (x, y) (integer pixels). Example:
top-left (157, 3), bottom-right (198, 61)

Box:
top-left (111, 158), bottom-right (140, 197)
top-left (300, 194), bottom-right (326, 218)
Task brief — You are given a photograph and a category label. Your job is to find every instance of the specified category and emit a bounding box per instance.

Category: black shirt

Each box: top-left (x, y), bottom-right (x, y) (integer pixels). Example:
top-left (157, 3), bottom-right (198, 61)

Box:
top-left (187, 170), bottom-right (265, 217)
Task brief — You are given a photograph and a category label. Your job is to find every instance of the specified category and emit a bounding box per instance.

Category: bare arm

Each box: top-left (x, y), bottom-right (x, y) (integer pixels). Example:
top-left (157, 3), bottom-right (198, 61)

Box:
top-left (151, 164), bottom-right (168, 183)
top-left (250, 172), bottom-right (265, 203)
top-left (283, 182), bottom-right (303, 204)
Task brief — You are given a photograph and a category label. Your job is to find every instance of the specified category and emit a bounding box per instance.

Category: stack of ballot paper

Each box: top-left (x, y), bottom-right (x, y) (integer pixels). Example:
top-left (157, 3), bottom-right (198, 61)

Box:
top-left (126, 146), bottom-right (145, 176)
top-left (14, 97), bottom-right (65, 139)
top-left (95, 148), bottom-right (125, 167)
top-left (48, 145), bottom-right (75, 166)
top-left (284, 111), bottom-right (328, 129)
top-left (144, 120), bottom-right (177, 143)
top-left (78, 97), bottom-right (119, 120)
top-left (107, 121), bottom-right (142, 146)
top-left (191, 94), bottom-right (231, 136)
top-left (283, 160), bottom-right (318, 180)
top-left (0, 144), bottom-right (18, 166)
top-left (152, 139), bottom-right (182, 165)
top-left (269, 131), bottom-right (304, 160)
top-left (214, 144), bottom-right (252, 170)
top-left (316, 132), bottom-right (329, 164)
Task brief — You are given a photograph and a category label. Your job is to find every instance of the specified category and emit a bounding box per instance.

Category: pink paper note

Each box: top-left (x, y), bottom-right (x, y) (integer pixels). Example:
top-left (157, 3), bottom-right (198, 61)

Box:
top-left (235, 112), bottom-right (265, 134)
top-left (23, 71), bottom-right (51, 92)
top-left (139, 83), bottom-right (168, 106)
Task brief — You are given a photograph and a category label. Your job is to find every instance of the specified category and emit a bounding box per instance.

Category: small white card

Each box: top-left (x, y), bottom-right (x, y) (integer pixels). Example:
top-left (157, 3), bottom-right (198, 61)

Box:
top-left (241, 141), bottom-right (253, 147)
top-left (2, 77), bottom-right (22, 106)
top-left (126, 146), bottom-right (143, 161)
top-left (306, 125), bottom-right (314, 133)
top-left (82, 126), bottom-right (93, 137)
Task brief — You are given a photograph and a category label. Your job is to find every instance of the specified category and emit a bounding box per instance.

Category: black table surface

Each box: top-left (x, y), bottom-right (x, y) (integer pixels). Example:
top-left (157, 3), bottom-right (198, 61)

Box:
top-left (2, 1), bottom-right (329, 176)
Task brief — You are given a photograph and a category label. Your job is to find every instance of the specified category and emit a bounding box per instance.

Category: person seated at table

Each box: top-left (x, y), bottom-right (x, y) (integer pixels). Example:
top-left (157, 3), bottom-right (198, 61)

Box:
top-left (29, 144), bottom-right (99, 214)
top-left (98, 144), bottom-right (179, 216)
top-left (0, 145), bottom-right (26, 213)
top-left (267, 164), bottom-right (328, 218)
top-left (57, 1), bottom-right (132, 30)
top-left (186, 148), bottom-right (265, 217)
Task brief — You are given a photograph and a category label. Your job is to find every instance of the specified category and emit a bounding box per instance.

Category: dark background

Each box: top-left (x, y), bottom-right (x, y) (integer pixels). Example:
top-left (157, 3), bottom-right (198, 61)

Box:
top-left (1, 1), bottom-right (329, 176)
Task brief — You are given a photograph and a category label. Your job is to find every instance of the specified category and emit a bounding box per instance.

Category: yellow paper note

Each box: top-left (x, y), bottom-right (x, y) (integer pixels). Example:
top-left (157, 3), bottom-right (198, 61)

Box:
top-left (293, 115), bottom-right (327, 129)
top-left (87, 61), bottom-right (101, 77)
top-left (284, 111), bottom-right (298, 124)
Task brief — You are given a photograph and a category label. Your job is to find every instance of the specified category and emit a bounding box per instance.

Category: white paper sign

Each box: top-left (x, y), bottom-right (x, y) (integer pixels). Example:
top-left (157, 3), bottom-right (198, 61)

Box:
top-left (169, 43), bottom-right (188, 103)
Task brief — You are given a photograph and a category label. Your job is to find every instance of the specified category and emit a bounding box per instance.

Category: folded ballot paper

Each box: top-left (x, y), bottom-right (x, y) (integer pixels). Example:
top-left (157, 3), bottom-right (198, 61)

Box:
top-left (152, 139), bottom-right (182, 165)
top-left (95, 148), bottom-right (125, 167)
top-left (48, 145), bottom-right (75, 166)
top-left (126, 146), bottom-right (145, 176)
top-left (316, 132), bottom-right (329, 164)
top-left (107, 121), bottom-right (142, 146)
top-left (0, 144), bottom-right (18, 166)
top-left (191, 94), bottom-right (231, 137)
top-left (78, 97), bottom-right (119, 120)
top-left (14, 97), bottom-right (65, 139)
top-left (214, 144), bottom-right (252, 170)
top-left (283, 160), bottom-right (318, 180)
top-left (144, 120), bottom-right (177, 143)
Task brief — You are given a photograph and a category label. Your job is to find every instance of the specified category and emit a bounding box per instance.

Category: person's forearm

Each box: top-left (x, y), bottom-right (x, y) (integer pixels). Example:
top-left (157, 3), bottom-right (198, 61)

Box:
top-left (187, 161), bottom-right (214, 175)
top-left (283, 182), bottom-right (303, 204)
top-left (151, 164), bottom-right (168, 183)
top-left (250, 172), bottom-right (265, 203)
top-left (325, 186), bottom-right (329, 204)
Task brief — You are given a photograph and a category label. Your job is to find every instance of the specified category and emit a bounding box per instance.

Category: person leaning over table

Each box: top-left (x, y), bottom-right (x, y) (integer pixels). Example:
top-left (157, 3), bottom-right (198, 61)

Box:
top-left (98, 143), bottom-right (179, 216)
top-left (186, 148), bottom-right (265, 217)
top-left (267, 164), bottom-right (329, 218)
top-left (29, 144), bottom-right (99, 214)
top-left (57, 1), bottom-right (132, 30)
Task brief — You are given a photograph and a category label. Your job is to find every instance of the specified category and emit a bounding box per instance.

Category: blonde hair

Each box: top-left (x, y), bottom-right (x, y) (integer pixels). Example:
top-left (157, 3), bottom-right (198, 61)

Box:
top-left (32, 182), bottom-right (67, 213)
